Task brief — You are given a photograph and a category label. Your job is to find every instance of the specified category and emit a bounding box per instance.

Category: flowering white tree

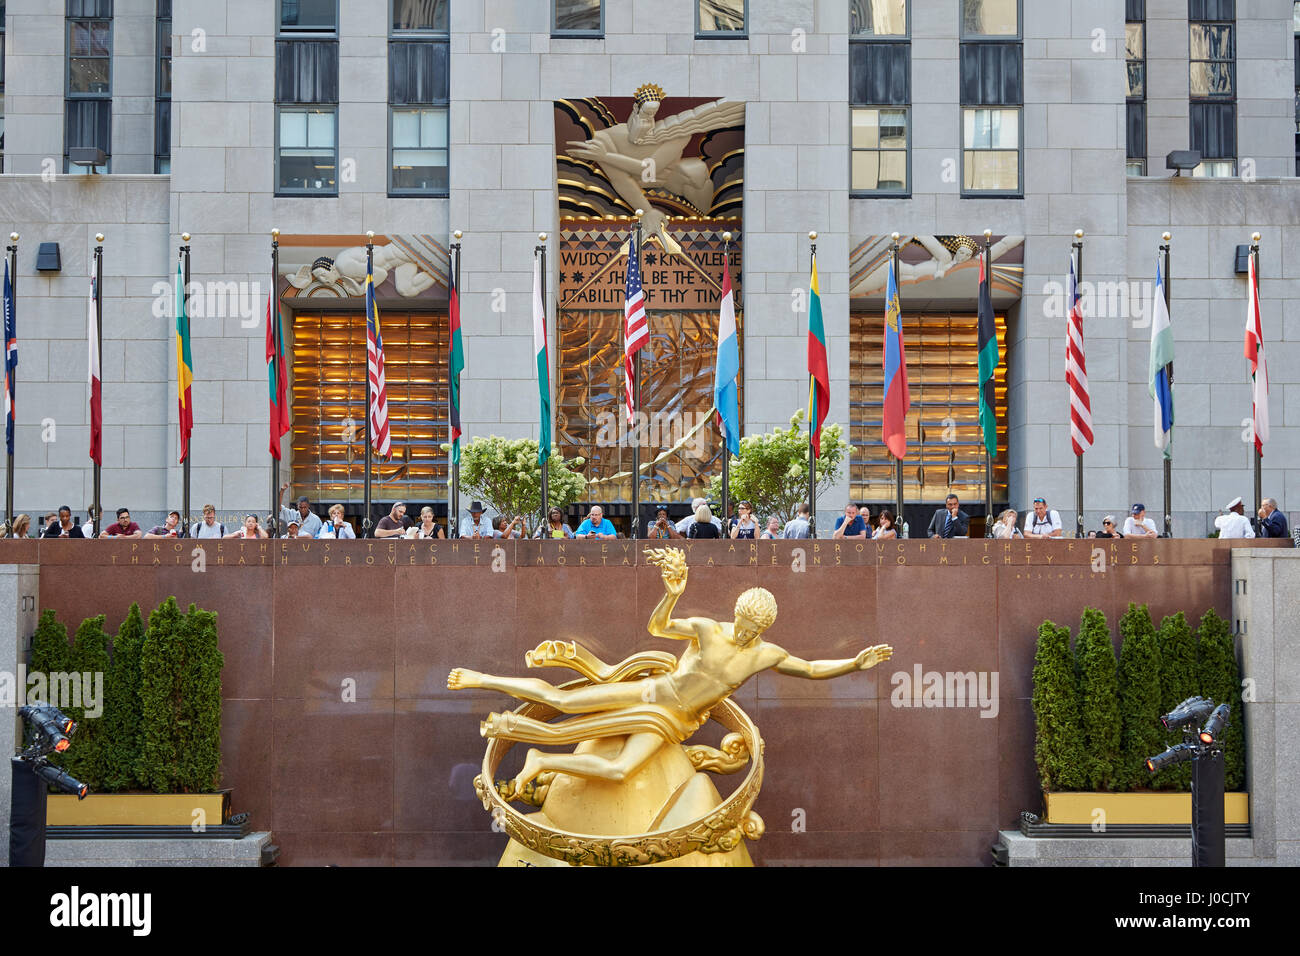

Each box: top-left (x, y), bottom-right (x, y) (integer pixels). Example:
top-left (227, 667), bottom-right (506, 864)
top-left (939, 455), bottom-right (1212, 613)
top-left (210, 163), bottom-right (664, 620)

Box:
top-left (455, 436), bottom-right (586, 535)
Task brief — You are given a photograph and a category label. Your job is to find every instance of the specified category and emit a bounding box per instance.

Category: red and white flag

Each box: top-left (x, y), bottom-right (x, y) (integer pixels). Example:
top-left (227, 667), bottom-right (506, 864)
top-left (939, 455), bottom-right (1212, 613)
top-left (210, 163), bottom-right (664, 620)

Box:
top-left (1244, 250), bottom-right (1269, 455)
top-left (1066, 256), bottom-right (1093, 455)
top-left (365, 270), bottom-right (391, 458)
top-left (88, 263), bottom-right (102, 466)
top-left (623, 229), bottom-right (648, 424)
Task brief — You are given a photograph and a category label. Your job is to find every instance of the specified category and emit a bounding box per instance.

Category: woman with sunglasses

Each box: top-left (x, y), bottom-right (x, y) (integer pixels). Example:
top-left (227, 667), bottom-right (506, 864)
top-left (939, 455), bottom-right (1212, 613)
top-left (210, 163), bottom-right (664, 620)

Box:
top-left (1092, 515), bottom-right (1123, 538)
top-left (729, 501), bottom-right (758, 539)
top-left (535, 507), bottom-right (574, 539)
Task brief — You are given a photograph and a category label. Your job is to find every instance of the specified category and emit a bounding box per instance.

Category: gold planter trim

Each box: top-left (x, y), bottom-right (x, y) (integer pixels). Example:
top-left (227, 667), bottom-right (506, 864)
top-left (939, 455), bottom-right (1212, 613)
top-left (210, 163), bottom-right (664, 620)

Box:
top-left (1044, 791), bottom-right (1249, 825)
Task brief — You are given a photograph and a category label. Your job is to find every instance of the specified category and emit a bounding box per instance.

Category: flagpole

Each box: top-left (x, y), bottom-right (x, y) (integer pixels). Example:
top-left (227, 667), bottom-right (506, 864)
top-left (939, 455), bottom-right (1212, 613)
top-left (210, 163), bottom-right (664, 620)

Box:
top-left (721, 231), bottom-right (733, 526)
top-left (536, 234), bottom-right (549, 527)
top-left (4, 232), bottom-right (16, 535)
top-left (632, 210), bottom-right (644, 538)
top-left (450, 230), bottom-right (462, 537)
top-left (269, 228), bottom-right (281, 537)
top-left (93, 234), bottom-right (103, 539)
top-left (1072, 228), bottom-right (1084, 538)
top-left (363, 231), bottom-right (375, 538)
top-left (983, 229), bottom-right (994, 536)
top-left (1250, 231), bottom-right (1261, 518)
top-left (891, 232), bottom-right (904, 528)
top-left (1160, 231), bottom-right (1172, 536)
top-left (179, 232), bottom-right (192, 535)
top-left (808, 230), bottom-right (818, 538)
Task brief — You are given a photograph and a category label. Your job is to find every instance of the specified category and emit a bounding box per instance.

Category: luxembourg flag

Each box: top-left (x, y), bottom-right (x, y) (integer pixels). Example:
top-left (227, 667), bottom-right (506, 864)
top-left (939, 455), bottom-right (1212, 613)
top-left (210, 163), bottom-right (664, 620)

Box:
top-left (533, 254), bottom-right (551, 466)
top-left (713, 253), bottom-right (740, 458)
top-left (1149, 261), bottom-right (1174, 458)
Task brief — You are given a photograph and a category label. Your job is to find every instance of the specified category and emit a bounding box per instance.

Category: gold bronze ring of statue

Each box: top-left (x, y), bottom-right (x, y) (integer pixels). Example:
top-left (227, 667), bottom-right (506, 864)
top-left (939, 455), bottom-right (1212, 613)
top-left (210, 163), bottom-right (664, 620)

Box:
top-left (473, 684), bottom-right (766, 867)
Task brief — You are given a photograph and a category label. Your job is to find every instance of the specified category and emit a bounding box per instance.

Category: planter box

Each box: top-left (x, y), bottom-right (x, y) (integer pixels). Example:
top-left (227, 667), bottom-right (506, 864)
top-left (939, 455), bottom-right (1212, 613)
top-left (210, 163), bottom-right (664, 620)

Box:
top-left (1044, 791), bottom-right (1249, 825)
top-left (46, 790), bottom-right (230, 827)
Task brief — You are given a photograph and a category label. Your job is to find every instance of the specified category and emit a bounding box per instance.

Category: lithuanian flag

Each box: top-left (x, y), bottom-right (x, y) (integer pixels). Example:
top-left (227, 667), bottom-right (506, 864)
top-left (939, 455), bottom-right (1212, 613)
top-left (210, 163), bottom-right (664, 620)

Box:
top-left (176, 260), bottom-right (193, 464)
top-left (806, 255), bottom-right (830, 456)
top-left (449, 261), bottom-right (465, 464)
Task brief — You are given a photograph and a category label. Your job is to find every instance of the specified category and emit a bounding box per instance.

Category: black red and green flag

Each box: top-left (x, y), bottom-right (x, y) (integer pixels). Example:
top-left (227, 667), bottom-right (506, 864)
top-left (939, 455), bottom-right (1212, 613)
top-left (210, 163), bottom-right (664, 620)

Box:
top-left (176, 260), bottom-right (193, 464)
top-left (806, 255), bottom-right (830, 456)
top-left (266, 292), bottom-right (290, 458)
top-left (449, 263), bottom-right (465, 464)
top-left (977, 248), bottom-right (999, 460)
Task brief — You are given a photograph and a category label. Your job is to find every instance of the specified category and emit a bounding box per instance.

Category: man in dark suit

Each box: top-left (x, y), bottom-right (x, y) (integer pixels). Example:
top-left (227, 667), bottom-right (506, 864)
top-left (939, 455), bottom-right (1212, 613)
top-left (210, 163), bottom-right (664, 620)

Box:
top-left (927, 494), bottom-right (970, 538)
top-left (1258, 497), bottom-right (1289, 538)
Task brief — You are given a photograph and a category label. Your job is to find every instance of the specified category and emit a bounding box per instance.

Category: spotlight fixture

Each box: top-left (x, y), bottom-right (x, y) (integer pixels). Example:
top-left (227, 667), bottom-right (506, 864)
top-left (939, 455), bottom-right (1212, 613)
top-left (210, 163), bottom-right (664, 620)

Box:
top-left (1159, 695), bottom-right (1215, 730)
top-left (1199, 703), bottom-right (1231, 744)
top-left (1165, 150), bottom-right (1201, 176)
top-left (32, 761), bottom-right (89, 799)
top-left (18, 702), bottom-right (77, 755)
top-left (1145, 742), bottom-right (1196, 773)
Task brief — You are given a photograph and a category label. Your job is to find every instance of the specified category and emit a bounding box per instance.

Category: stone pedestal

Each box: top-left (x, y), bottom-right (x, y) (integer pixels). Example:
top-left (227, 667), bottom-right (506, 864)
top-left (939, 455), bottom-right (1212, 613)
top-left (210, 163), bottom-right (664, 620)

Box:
top-left (0, 564), bottom-right (39, 869)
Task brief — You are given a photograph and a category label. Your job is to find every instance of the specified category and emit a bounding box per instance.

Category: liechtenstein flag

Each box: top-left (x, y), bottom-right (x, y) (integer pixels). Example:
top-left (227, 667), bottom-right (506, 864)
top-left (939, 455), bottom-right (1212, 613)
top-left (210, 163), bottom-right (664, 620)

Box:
top-left (881, 256), bottom-right (910, 459)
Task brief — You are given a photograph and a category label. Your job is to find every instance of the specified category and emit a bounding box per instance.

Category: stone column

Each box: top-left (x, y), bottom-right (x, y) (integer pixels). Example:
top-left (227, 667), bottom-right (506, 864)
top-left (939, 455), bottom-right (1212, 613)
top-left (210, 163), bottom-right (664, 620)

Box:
top-left (0, 564), bottom-right (40, 867)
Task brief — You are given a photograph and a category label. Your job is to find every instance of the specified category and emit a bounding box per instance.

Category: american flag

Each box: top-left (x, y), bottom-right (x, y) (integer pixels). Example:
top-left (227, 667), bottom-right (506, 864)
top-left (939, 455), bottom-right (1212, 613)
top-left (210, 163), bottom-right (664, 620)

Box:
top-left (1066, 255), bottom-right (1093, 455)
top-left (623, 230), bottom-right (648, 424)
top-left (365, 270), bottom-right (392, 458)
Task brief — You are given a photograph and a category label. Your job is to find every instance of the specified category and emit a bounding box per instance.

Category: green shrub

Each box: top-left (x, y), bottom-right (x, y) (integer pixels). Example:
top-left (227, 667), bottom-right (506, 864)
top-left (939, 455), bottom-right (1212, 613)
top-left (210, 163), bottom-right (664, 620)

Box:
top-left (138, 596), bottom-right (185, 793)
top-left (1075, 607), bottom-right (1122, 791)
top-left (29, 608), bottom-right (70, 677)
top-left (1032, 620), bottom-right (1086, 791)
top-left (100, 604), bottom-right (145, 792)
top-left (1197, 609), bottom-right (1246, 791)
top-left (1155, 612), bottom-right (1198, 790)
top-left (1117, 603), bottom-right (1164, 791)
top-left (56, 615), bottom-right (111, 792)
top-left (176, 604), bottom-right (223, 793)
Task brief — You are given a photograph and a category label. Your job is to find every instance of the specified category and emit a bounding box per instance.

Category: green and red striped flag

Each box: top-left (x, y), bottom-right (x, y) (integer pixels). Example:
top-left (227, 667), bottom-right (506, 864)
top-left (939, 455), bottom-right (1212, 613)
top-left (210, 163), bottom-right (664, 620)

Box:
top-left (265, 292), bottom-right (289, 458)
top-left (448, 261), bottom-right (465, 464)
top-left (806, 255), bottom-right (830, 455)
top-left (977, 248), bottom-right (999, 460)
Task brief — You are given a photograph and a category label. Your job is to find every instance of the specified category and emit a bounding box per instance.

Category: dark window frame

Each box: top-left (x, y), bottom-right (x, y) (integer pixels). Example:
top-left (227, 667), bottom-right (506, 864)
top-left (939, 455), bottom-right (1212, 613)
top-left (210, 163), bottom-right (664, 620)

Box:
top-left (391, 0), bottom-right (448, 34)
top-left (274, 104), bottom-right (340, 197)
top-left (155, 4), bottom-right (171, 173)
top-left (551, 0), bottom-right (604, 38)
top-left (387, 25), bottom-right (449, 198)
top-left (696, 0), bottom-right (747, 39)
top-left (277, 0), bottom-right (339, 36)
top-left (1189, 4), bottom-right (1236, 176)
top-left (850, 0), bottom-right (909, 37)
top-left (850, 106), bottom-right (912, 198)
top-left (959, 105), bottom-right (1023, 198)
top-left (65, 7), bottom-right (113, 174)
top-left (959, 0), bottom-right (1022, 40)
top-left (1126, 11), bottom-right (1146, 175)
top-left (850, 26), bottom-right (912, 198)
top-left (959, 1), bottom-right (1022, 197)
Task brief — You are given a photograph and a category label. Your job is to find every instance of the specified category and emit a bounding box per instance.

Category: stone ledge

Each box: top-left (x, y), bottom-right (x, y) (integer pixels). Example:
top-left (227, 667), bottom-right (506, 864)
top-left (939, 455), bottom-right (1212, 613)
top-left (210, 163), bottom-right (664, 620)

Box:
top-left (43, 832), bottom-right (272, 867)
top-left (996, 831), bottom-right (1274, 867)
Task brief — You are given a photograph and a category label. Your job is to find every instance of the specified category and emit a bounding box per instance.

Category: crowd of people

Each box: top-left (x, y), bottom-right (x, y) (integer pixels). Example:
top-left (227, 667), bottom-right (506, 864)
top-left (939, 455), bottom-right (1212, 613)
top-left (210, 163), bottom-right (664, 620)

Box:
top-left (8, 490), bottom-right (1292, 544)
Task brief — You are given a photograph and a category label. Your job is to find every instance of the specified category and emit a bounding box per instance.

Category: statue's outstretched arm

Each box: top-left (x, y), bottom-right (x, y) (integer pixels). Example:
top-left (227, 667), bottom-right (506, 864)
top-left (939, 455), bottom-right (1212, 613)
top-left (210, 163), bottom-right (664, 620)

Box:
top-left (775, 644), bottom-right (893, 680)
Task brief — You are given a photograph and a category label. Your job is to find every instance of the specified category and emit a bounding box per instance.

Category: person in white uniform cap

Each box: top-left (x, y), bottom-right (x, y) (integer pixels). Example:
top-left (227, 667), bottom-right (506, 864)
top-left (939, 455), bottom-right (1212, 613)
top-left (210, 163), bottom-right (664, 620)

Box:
top-left (1214, 496), bottom-right (1255, 539)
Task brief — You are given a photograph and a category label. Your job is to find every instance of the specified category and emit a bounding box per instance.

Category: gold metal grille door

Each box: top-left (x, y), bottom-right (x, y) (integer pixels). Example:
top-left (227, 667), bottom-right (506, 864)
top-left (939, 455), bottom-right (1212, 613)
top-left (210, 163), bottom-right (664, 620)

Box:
top-left (291, 310), bottom-right (450, 502)
top-left (850, 311), bottom-right (1007, 503)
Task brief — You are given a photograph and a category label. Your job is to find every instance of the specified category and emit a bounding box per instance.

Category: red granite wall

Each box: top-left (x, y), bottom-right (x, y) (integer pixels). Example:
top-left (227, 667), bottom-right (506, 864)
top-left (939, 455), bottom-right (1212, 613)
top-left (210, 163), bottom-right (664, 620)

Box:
top-left (7, 536), bottom-right (1281, 866)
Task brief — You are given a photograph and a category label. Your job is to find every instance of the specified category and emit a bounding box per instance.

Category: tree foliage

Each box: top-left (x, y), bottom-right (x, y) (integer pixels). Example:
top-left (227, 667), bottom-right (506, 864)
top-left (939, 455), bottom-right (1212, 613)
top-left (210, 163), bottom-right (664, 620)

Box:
top-left (1197, 609), bottom-right (1245, 791)
top-left (1117, 603), bottom-right (1164, 791)
top-left (1154, 611), bottom-right (1198, 791)
top-left (1075, 607), bottom-right (1122, 791)
top-left (29, 608), bottom-right (70, 677)
top-left (1032, 620), bottom-right (1086, 791)
top-left (456, 436), bottom-right (586, 534)
top-left (101, 603), bottom-right (145, 792)
top-left (706, 410), bottom-right (847, 524)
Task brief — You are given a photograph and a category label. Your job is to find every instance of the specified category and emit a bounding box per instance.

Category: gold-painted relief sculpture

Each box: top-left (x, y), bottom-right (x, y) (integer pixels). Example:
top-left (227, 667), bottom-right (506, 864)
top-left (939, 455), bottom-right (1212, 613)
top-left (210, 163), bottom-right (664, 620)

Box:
top-left (448, 548), bottom-right (893, 866)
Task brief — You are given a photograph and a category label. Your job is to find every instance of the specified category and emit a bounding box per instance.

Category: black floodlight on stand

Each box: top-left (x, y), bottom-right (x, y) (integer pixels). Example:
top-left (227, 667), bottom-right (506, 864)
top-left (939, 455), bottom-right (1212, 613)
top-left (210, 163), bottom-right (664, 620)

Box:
top-left (1146, 697), bottom-right (1231, 867)
top-left (35, 242), bottom-right (62, 272)
top-left (10, 702), bottom-right (88, 867)
top-left (1166, 150), bottom-right (1201, 177)
top-left (1160, 695), bottom-right (1216, 730)
top-left (69, 147), bottom-right (108, 173)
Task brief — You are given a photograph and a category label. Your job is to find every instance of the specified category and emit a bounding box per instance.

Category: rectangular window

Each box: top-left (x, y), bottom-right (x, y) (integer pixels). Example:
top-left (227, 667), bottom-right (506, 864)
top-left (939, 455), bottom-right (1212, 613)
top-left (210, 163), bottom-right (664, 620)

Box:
top-left (961, 0), bottom-right (1019, 37)
top-left (960, 2), bottom-right (1021, 195)
top-left (277, 107), bottom-right (338, 193)
top-left (852, 108), bottom-right (909, 192)
top-left (697, 0), bottom-right (746, 37)
top-left (279, 0), bottom-right (337, 33)
top-left (1294, 1), bottom-right (1299, 173)
top-left (156, 0), bottom-right (171, 173)
top-left (850, 0), bottom-right (906, 35)
top-left (1189, 1), bottom-right (1235, 176)
top-left (553, 0), bottom-right (603, 36)
top-left (393, 0), bottom-right (448, 32)
top-left (1126, 6), bottom-right (1146, 175)
top-left (389, 24), bottom-right (449, 196)
top-left (962, 108), bottom-right (1019, 191)
top-left (66, 1), bottom-right (112, 173)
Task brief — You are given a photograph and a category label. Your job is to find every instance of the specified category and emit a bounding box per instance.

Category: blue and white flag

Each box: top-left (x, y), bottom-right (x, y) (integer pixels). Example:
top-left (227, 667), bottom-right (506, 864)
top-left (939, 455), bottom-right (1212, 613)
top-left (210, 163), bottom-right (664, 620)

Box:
top-left (1149, 261), bottom-right (1174, 458)
top-left (713, 253), bottom-right (740, 457)
top-left (4, 261), bottom-right (15, 457)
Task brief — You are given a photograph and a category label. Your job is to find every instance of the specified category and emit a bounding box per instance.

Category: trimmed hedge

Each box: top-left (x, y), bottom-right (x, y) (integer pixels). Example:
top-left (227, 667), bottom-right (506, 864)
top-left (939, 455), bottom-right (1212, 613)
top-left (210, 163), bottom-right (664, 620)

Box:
top-left (1117, 603), bottom-right (1164, 792)
top-left (1032, 620), bottom-right (1086, 791)
top-left (1155, 611), bottom-right (1198, 790)
top-left (62, 614), bottom-right (111, 792)
top-left (100, 604), bottom-right (145, 792)
top-left (1197, 609), bottom-right (1245, 791)
top-left (1075, 607), bottom-right (1122, 791)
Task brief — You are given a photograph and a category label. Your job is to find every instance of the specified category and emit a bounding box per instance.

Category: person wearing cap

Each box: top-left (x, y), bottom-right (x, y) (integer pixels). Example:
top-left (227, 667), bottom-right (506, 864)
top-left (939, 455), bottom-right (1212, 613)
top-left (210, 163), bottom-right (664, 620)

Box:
top-left (1121, 503), bottom-right (1157, 538)
top-left (461, 501), bottom-right (495, 538)
top-left (1257, 497), bottom-right (1289, 539)
top-left (1023, 498), bottom-right (1063, 538)
top-left (375, 502), bottom-right (411, 538)
top-left (1214, 497), bottom-right (1255, 539)
top-left (1092, 515), bottom-right (1123, 538)
top-left (278, 481), bottom-right (323, 537)
top-left (144, 510), bottom-right (183, 538)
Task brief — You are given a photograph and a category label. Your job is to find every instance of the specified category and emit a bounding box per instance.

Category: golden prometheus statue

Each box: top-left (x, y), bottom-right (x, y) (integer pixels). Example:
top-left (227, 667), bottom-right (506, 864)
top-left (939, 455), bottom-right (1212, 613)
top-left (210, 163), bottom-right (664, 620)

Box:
top-left (447, 548), bottom-right (892, 866)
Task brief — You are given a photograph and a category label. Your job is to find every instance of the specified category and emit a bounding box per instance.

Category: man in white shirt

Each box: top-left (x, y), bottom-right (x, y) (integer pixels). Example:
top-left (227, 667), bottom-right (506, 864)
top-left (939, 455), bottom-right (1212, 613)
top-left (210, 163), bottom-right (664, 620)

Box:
top-left (1214, 497), bottom-right (1255, 539)
top-left (81, 509), bottom-right (97, 538)
top-left (1024, 498), bottom-right (1063, 538)
top-left (189, 504), bottom-right (226, 538)
top-left (1122, 503), bottom-right (1158, 538)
